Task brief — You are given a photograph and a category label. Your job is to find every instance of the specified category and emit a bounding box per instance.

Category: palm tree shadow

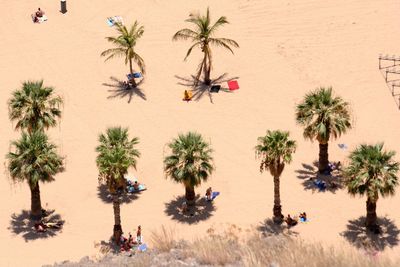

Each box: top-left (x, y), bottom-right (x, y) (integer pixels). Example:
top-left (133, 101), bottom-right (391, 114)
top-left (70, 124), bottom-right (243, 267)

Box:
top-left (340, 216), bottom-right (400, 251)
top-left (97, 184), bottom-right (140, 204)
top-left (295, 161), bottom-right (343, 193)
top-left (175, 73), bottom-right (239, 103)
top-left (8, 209), bottom-right (65, 241)
top-left (164, 195), bottom-right (215, 224)
top-left (102, 76), bottom-right (146, 103)
top-left (256, 218), bottom-right (298, 237)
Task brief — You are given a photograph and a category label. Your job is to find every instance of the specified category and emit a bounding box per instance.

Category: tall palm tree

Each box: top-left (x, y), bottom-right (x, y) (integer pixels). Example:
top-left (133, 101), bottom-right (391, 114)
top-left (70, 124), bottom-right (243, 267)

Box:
top-left (8, 80), bottom-right (63, 134)
top-left (101, 21), bottom-right (145, 87)
top-left (296, 87), bottom-right (351, 173)
top-left (173, 7), bottom-right (239, 85)
top-left (96, 127), bottom-right (140, 244)
top-left (6, 131), bottom-right (64, 220)
top-left (164, 132), bottom-right (214, 205)
top-left (255, 130), bottom-right (297, 224)
top-left (343, 143), bottom-right (399, 232)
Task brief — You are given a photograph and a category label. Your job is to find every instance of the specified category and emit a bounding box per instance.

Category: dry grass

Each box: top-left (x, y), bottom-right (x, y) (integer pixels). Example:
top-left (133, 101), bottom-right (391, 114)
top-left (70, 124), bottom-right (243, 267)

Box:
top-left (149, 225), bottom-right (177, 252)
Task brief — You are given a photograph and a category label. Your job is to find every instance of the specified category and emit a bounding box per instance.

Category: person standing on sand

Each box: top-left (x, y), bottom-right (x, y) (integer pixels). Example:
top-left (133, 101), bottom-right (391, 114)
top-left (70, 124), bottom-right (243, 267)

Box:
top-left (136, 225), bottom-right (142, 244)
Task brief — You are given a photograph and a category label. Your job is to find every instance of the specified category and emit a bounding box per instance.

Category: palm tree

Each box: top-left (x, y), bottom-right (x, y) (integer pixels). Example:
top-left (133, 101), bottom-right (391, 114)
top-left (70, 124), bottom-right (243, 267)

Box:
top-left (6, 131), bottom-right (64, 220)
top-left (296, 87), bottom-right (351, 173)
top-left (255, 130), bottom-right (297, 224)
top-left (173, 7), bottom-right (239, 85)
top-left (101, 21), bottom-right (145, 87)
top-left (343, 143), bottom-right (399, 232)
top-left (8, 80), bottom-right (63, 134)
top-left (96, 127), bottom-right (140, 244)
top-left (164, 132), bottom-right (214, 206)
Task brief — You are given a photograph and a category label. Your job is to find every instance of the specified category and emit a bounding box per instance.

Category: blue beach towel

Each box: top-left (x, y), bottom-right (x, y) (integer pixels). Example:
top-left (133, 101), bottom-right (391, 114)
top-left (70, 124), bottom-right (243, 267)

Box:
top-left (212, 191), bottom-right (220, 200)
top-left (127, 184), bottom-right (146, 193)
top-left (300, 217), bottom-right (310, 223)
top-left (313, 180), bottom-right (326, 191)
top-left (106, 18), bottom-right (114, 27)
top-left (338, 143), bottom-right (348, 150)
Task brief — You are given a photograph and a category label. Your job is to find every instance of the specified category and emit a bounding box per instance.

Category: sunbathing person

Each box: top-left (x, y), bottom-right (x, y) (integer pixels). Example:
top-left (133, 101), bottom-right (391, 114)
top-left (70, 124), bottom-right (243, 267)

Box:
top-left (36, 8), bottom-right (44, 17)
top-left (183, 90), bottom-right (193, 101)
top-left (181, 201), bottom-right (188, 213)
top-left (43, 221), bottom-right (62, 229)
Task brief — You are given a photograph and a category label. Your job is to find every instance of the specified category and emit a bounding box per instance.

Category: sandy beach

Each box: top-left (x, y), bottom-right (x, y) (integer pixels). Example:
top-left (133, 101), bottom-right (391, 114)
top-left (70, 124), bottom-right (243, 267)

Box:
top-left (1, 0), bottom-right (400, 266)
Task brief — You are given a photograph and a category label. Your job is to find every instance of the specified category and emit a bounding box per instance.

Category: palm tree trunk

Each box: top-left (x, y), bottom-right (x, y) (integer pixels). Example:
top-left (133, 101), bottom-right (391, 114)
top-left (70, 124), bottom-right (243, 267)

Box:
top-left (204, 48), bottom-right (211, 85)
top-left (30, 182), bottom-right (42, 221)
top-left (128, 59), bottom-right (137, 88)
top-left (318, 142), bottom-right (329, 173)
top-left (366, 197), bottom-right (378, 231)
top-left (185, 186), bottom-right (196, 206)
top-left (112, 193), bottom-right (123, 245)
top-left (272, 175), bottom-right (283, 224)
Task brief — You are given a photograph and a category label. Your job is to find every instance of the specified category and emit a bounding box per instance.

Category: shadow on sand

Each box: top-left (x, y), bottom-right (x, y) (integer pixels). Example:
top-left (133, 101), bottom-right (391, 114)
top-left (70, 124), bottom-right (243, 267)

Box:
top-left (164, 195), bottom-right (215, 224)
top-left (175, 73), bottom-right (239, 103)
top-left (257, 218), bottom-right (299, 237)
top-left (97, 184), bottom-right (140, 204)
top-left (8, 209), bottom-right (64, 241)
top-left (102, 76), bottom-right (146, 103)
top-left (340, 216), bottom-right (400, 251)
top-left (295, 161), bottom-right (343, 193)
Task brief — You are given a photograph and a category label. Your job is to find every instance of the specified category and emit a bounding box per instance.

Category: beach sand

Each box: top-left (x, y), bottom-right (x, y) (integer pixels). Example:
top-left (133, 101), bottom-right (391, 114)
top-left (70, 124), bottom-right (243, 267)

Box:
top-left (1, 0), bottom-right (400, 266)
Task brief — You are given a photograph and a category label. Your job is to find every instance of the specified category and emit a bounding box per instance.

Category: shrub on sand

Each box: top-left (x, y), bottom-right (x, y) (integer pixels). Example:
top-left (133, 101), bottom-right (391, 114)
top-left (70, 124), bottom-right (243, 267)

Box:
top-left (149, 225), bottom-right (177, 253)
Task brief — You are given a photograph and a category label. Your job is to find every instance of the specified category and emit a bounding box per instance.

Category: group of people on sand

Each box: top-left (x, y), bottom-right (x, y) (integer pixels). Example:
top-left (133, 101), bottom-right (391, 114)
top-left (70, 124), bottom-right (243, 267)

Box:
top-left (285, 212), bottom-right (308, 227)
top-left (120, 225), bottom-right (142, 252)
top-left (34, 209), bottom-right (63, 232)
top-left (32, 8), bottom-right (45, 23)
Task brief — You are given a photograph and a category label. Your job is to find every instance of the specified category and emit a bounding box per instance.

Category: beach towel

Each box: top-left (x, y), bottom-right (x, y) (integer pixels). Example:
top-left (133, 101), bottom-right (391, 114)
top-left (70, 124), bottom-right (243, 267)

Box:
top-left (127, 72), bottom-right (142, 80)
top-left (106, 18), bottom-right (114, 27)
top-left (212, 191), bottom-right (220, 200)
top-left (107, 16), bottom-right (124, 27)
top-left (300, 217), bottom-right (309, 223)
top-left (227, 80), bottom-right (239, 91)
top-left (210, 85), bottom-right (221, 93)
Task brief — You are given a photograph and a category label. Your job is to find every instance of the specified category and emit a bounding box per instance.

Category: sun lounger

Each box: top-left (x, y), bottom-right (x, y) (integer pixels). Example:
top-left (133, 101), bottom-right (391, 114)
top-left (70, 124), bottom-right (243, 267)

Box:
top-left (210, 85), bottom-right (221, 93)
top-left (227, 80), bottom-right (239, 91)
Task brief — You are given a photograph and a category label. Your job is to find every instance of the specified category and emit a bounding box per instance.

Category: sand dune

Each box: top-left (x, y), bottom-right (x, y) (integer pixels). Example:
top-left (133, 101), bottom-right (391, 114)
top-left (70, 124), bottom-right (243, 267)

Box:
top-left (1, 0), bottom-right (400, 266)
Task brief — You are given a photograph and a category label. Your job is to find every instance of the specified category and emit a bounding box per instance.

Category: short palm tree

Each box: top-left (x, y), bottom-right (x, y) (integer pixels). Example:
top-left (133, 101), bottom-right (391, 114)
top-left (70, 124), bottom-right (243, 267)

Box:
top-left (164, 132), bottom-right (214, 205)
top-left (96, 127), bottom-right (140, 244)
top-left (255, 130), bottom-right (297, 224)
top-left (8, 80), bottom-right (63, 134)
top-left (101, 21), bottom-right (145, 87)
top-left (343, 143), bottom-right (399, 232)
top-left (7, 131), bottom-right (64, 220)
top-left (296, 87), bottom-right (351, 173)
top-left (173, 7), bottom-right (239, 85)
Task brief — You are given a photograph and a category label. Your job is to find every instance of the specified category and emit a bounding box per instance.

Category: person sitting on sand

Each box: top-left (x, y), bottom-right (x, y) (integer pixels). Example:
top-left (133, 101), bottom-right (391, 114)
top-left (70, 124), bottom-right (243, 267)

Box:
top-left (299, 212), bottom-right (307, 221)
top-left (133, 181), bottom-right (139, 190)
top-left (36, 8), bottom-right (44, 17)
top-left (285, 214), bottom-right (298, 227)
top-left (183, 90), bottom-right (193, 101)
top-left (34, 222), bottom-right (47, 232)
top-left (136, 225), bottom-right (142, 244)
top-left (206, 187), bottom-right (212, 201)
top-left (181, 201), bottom-right (188, 213)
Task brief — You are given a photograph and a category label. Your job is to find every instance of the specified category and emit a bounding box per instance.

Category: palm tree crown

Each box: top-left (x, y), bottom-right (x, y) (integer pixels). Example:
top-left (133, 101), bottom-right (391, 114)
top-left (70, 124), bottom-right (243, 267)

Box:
top-left (7, 131), bottom-right (64, 187)
top-left (296, 87), bottom-right (351, 143)
top-left (344, 143), bottom-right (399, 201)
top-left (96, 127), bottom-right (140, 193)
top-left (173, 7), bottom-right (239, 85)
top-left (101, 21), bottom-right (145, 75)
top-left (8, 80), bottom-right (63, 133)
top-left (164, 132), bottom-right (214, 188)
top-left (255, 130), bottom-right (297, 176)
